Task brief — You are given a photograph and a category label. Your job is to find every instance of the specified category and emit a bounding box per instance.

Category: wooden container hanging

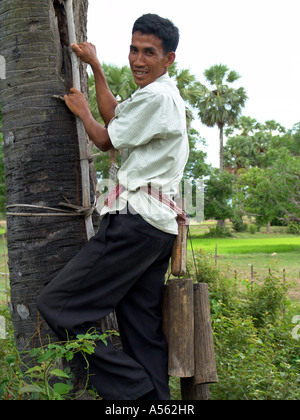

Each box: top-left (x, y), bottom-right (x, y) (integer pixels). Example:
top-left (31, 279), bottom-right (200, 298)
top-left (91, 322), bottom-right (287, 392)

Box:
top-left (180, 378), bottom-right (210, 401)
top-left (193, 283), bottom-right (218, 385)
top-left (171, 198), bottom-right (188, 277)
top-left (162, 193), bottom-right (218, 398)
top-left (164, 278), bottom-right (195, 378)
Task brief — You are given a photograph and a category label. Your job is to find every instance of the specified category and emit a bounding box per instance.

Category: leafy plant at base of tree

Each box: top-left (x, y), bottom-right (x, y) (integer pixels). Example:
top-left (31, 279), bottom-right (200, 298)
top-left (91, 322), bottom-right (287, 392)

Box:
top-left (1, 328), bottom-right (119, 400)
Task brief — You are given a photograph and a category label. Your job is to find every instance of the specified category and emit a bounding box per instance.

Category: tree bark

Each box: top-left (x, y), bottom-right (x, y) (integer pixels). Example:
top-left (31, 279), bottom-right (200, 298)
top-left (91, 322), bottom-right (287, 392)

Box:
top-left (217, 122), bottom-right (225, 227)
top-left (0, 0), bottom-right (102, 362)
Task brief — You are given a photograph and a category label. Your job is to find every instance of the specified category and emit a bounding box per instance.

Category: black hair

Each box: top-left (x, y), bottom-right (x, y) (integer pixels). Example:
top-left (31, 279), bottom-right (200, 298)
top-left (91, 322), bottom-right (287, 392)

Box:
top-left (132, 14), bottom-right (180, 55)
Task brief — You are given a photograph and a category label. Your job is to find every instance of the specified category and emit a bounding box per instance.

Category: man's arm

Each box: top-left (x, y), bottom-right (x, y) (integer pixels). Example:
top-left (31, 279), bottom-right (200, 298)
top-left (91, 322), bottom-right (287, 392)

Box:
top-left (71, 43), bottom-right (118, 126)
top-left (64, 88), bottom-right (112, 152)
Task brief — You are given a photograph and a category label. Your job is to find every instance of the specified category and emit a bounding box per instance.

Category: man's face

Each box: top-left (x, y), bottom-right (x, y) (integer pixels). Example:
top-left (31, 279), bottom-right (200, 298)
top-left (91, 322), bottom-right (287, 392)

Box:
top-left (129, 31), bottom-right (175, 88)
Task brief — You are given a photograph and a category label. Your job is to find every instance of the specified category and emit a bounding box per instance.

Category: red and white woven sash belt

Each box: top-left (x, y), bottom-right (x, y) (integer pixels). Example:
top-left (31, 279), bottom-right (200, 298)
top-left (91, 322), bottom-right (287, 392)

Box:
top-left (105, 184), bottom-right (189, 226)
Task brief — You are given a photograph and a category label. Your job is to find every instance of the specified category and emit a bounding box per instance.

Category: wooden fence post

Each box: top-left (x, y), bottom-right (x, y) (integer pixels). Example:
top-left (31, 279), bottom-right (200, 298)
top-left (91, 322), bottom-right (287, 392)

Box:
top-left (215, 244), bottom-right (218, 267)
top-left (251, 265), bottom-right (254, 290)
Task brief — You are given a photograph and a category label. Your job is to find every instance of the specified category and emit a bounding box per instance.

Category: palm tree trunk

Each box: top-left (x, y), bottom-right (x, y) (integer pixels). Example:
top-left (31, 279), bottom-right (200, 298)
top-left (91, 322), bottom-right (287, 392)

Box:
top-left (0, 0), bottom-right (101, 355)
top-left (217, 123), bottom-right (225, 227)
top-left (219, 124), bottom-right (224, 172)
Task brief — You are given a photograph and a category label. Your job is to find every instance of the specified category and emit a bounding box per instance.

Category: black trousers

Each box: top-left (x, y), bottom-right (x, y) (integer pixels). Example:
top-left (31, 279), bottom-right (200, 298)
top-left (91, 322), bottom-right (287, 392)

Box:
top-left (37, 207), bottom-right (175, 400)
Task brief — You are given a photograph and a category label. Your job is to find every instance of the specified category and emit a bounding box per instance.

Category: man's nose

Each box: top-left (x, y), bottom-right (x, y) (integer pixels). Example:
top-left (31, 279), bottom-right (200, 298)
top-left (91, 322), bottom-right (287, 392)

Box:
top-left (134, 53), bottom-right (146, 66)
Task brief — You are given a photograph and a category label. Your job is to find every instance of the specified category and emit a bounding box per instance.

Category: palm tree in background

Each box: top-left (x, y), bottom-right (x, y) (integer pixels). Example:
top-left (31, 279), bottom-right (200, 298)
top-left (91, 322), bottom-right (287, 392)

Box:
top-left (196, 64), bottom-right (247, 171)
top-left (168, 62), bottom-right (204, 127)
top-left (225, 116), bottom-right (260, 137)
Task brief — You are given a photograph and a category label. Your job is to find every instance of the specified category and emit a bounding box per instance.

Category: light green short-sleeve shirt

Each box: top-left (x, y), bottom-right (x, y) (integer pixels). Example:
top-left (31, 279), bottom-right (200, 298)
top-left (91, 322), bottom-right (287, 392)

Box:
top-left (100, 73), bottom-right (189, 235)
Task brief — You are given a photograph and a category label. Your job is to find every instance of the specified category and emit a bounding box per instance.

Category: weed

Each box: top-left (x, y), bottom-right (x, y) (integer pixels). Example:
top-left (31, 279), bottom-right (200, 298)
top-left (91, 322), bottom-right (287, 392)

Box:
top-left (0, 324), bottom-right (119, 400)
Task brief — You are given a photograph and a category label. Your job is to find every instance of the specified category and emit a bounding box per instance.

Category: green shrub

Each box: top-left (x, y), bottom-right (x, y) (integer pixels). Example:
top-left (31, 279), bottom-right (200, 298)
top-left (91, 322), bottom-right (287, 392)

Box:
top-left (189, 249), bottom-right (220, 285)
top-left (287, 222), bottom-right (300, 234)
top-left (204, 225), bottom-right (233, 238)
top-left (211, 312), bottom-right (300, 400)
top-left (190, 249), bottom-right (239, 312)
top-left (191, 251), bottom-right (300, 400)
top-left (230, 211), bottom-right (248, 233)
top-left (244, 271), bottom-right (288, 328)
top-left (249, 224), bottom-right (257, 234)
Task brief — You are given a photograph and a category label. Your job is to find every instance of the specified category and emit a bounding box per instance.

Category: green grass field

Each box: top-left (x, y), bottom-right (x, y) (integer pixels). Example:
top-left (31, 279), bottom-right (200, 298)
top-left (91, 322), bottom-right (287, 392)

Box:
top-left (188, 223), bottom-right (300, 300)
top-left (189, 234), bottom-right (300, 254)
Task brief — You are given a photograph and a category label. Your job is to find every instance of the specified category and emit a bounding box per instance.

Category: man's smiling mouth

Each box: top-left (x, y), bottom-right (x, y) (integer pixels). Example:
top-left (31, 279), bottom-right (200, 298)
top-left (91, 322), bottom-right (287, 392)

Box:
top-left (134, 70), bottom-right (148, 75)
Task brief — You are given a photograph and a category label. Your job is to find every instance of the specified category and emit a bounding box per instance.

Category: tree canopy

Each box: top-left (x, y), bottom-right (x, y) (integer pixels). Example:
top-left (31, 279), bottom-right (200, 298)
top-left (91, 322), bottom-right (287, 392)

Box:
top-left (224, 119), bottom-right (300, 226)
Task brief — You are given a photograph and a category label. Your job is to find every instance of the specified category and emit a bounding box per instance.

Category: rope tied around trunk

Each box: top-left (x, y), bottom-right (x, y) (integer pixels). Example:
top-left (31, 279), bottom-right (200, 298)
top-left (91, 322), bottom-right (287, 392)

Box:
top-left (6, 198), bottom-right (95, 218)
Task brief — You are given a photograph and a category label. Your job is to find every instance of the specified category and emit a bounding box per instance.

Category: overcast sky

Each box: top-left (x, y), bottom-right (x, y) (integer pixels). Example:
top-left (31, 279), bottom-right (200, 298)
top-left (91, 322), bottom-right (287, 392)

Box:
top-left (87, 0), bottom-right (300, 167)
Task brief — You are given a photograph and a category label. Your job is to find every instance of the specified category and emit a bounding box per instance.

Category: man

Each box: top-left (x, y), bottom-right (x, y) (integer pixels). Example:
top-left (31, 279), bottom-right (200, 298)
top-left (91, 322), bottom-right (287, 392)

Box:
top-left (38, 14), bottom-right (189, 400)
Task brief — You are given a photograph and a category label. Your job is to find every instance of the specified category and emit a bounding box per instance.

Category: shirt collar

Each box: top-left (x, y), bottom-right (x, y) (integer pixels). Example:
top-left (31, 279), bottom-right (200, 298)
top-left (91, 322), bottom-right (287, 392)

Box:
top-left (137, 73), bottom-right (171, 91)
top-left (155, 73), bottom-right (171, 83)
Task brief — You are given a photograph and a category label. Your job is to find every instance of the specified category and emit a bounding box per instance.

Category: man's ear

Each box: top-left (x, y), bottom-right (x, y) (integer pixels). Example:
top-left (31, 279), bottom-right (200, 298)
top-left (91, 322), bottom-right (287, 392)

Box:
top-left (165, 51), bottom-right (176, 68)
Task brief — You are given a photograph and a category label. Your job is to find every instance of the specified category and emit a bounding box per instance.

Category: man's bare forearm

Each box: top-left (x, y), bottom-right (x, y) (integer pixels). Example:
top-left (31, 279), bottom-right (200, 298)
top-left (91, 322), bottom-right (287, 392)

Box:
top-left (70, 43), bottom-right (118, 126)
top-left (81, 109), bottom-right (113, 152)
top-left (64, 87), bottom-right (113, 153)
top-left (91, 60), bottom-right (118, 126)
